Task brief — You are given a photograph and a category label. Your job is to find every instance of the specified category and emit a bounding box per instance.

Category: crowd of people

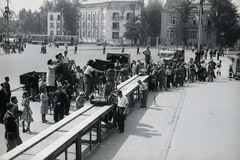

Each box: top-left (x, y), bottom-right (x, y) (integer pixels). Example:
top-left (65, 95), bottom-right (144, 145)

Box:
top-left (0, 45), bottom-right (226, 152)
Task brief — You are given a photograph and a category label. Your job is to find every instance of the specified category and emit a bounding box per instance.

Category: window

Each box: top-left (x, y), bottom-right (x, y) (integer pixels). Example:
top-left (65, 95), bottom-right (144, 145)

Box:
top-left (88, 14), bottom-right (91, 20)
top-left (167, 30), bottom-right (169, 38)
top-left (50, 22), bottom-right (54, 28)
top-left (171, 16), bottom-right (176, 25)
top-left (92, 31), bottom-right (95, 38)
top-left (207, 31), bottom-right (211, 39)
top-left (112, 22), bottom-right (119, 29)
top-left (88, 23), bottom-right (90, 28)
top-left (112, 13), bottom-right (120, 20)
top-left (57, 23), bottom-right (60, 29)
top-left (57, 31), bottom-right (61, 35)
top-left (126, 13), bottom-right (133, 20)
top-left (93, 22), bottom-right (95, 28)
top-left (93, 14), bottom-right (95, 21)
top-left (88, 31), bottom-right (90, 37)
top-left (50, 30), bottom-right (54, 36)
top-left (83, 23), bottom-right (85, 29)
top-left (170, 30), bottom-right (174, 38)
top-left (57, 15), bottom-right (61, 20)
top-left (83, 31), bottom-right (85, 37)
top-left (83, 14), bottom-right (85, 20)
top-left (50, 15), bottom-right (53, 20)
top-left (112, 32), bottom-right (119, 39)
top-left (190, 31), bottom-right (197, 39)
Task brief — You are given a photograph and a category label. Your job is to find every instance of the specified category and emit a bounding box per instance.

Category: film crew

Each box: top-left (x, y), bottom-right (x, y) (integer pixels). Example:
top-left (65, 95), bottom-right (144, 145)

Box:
top-left (116, 89), bottom-right (128, 133)
top-left (83, 59), bottom-right (104, 100)
top-left (3, 103), bottom-right (22, 152)
top-left (137, 80), bottom-right (148, 108)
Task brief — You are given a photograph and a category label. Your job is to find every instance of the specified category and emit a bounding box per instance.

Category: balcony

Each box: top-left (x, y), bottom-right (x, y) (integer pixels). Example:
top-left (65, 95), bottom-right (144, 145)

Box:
top-left (112, 16), bottom-right (121, 21)
top-left (112, 27), bottom-right (120, 31)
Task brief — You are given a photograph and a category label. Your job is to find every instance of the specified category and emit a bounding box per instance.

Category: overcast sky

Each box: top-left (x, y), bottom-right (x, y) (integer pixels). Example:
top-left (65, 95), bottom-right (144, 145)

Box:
top-left (0, 0), bottom-right (240, 15)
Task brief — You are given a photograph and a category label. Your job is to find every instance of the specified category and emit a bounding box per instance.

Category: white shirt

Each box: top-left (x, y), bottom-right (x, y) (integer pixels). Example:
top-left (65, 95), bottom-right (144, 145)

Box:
top-left (117, 95), bottom-right (128, 108)
top-left (139, 82), bottom-right (148, 91)
top-left (84, 65), bottom-right (94, 76)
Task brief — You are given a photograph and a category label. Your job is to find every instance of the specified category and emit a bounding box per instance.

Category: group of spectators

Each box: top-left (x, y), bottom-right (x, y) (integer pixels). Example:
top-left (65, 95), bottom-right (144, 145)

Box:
top-left (0, 46), bottom-right (225, 152)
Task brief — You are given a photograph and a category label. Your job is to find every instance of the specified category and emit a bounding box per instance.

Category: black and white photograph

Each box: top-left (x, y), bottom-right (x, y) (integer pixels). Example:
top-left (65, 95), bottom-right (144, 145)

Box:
top-left (0, 0), bottom-right (240, 159)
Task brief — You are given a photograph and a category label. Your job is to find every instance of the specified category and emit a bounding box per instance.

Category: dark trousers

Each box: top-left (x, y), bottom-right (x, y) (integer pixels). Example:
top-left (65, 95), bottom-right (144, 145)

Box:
top-left (54, 106), bottom-right (64, 123)
top-left (166, 75), bottom-right (171, 88)
top-left (141, 90), bottom-right (148, 107)
top-left (83, 75), bottom-right (93, 99)
top-left (116, 107), bottom-right (125, 132)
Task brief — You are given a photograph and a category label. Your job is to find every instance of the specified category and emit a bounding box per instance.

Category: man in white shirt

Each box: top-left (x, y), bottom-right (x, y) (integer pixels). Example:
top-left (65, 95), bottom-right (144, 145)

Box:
top-left (116, 90), bottom-right (128, 133)
top-left (137, 80), bottom-right (148, 108)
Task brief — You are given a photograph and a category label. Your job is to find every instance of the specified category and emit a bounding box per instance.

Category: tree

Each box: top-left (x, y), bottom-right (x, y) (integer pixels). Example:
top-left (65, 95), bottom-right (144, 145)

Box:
top-left (54, 0), bottom-right (81, 35)
top-left (167, 0), bottom-right (196, 46)
top-left (208, 0), bottom-right (240, 47)
top-left (146, 0), bottom-right (163, 37)
top-left (124, 15), bottom-right (141, 44)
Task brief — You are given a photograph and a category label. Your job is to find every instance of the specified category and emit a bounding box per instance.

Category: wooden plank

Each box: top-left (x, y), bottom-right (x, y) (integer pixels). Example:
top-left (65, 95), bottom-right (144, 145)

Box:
top-left (30, 105), bottom-right (114, 160)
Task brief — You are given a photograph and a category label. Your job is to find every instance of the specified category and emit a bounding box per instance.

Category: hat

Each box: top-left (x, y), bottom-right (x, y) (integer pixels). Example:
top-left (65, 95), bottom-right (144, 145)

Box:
top-left (79, 92), bottom-right (84, 95)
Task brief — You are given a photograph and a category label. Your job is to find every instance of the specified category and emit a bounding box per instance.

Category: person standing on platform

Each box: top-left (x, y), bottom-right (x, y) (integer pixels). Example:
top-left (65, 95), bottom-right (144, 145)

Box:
top-left (27, 71), bottom-right (38, 101)
top-left (137, 80), bottom-right (148, 108)
top-left (0, 83), bottom-right (8, 124)
top-left (143, 46), bottom-right (151, 67)
top-left (46, 59), bottom-right (57, 93)
top-left (3, 103), bottom-right (22, 152)
top-left (83, 60), bottom-right (104, 100)
top-left (116, 90), bottom-right (128, 133)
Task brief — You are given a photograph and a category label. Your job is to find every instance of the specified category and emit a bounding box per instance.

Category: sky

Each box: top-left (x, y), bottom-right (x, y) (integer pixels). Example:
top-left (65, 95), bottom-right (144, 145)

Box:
top-left (0, 0), bottom-right (240, 15)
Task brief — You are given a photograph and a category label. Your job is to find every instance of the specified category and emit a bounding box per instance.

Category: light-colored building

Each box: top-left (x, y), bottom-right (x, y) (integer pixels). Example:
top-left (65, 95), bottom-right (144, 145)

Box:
top-left (79, 0), bottom-right (144, 44)
top-left (160, 3), bottom-right (217, 48)
top-left (47, 12), bottom-right (64, 36)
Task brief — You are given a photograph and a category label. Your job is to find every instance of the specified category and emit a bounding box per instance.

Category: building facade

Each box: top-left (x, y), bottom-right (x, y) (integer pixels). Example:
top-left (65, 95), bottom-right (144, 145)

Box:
top-left (79, 0), bottom-right (144, 44)
top-left (47, 12), bottom-right (64, 36)
top-left (160, 3), bottom-right (217, 48)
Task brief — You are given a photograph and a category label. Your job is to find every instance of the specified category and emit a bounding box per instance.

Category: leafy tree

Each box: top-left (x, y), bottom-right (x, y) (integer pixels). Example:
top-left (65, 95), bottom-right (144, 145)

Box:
top-left (54, 0), bottom-right (81, 35)
top-left (166, 0), bottom-right (196, 46)
top-left (208, 0), bottom-right (240, 47)
top-left (123, 15), bottom-right (141, 44)
top-left (146, 0), bottom-right (163, 37)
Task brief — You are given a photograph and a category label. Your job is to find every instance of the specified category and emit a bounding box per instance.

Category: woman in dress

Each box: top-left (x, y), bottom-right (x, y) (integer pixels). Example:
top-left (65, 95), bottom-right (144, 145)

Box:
top-left (40, 87), bottom-right (49, 123)
top-left (21, 91), bottom-right (34, 133)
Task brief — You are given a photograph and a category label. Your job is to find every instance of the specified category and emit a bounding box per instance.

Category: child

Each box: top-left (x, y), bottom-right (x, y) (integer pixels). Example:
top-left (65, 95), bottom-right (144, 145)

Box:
top-left (40, 87), bottom-right (49, 123)
top-left (21, 91), bottom-right (34, 133)
top-left (75, 92), bottom-right (85, 110)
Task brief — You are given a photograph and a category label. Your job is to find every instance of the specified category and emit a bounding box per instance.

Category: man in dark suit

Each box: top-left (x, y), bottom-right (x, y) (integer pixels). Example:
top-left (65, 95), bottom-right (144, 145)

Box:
top-left (4, 77), bottom-right (11, 103)
top-left (4, 103), bottom-right (22, 152)
top-left (53, 85), bottom-right (67, 123)
top-left (0, 83), bottom-right (8, 124)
